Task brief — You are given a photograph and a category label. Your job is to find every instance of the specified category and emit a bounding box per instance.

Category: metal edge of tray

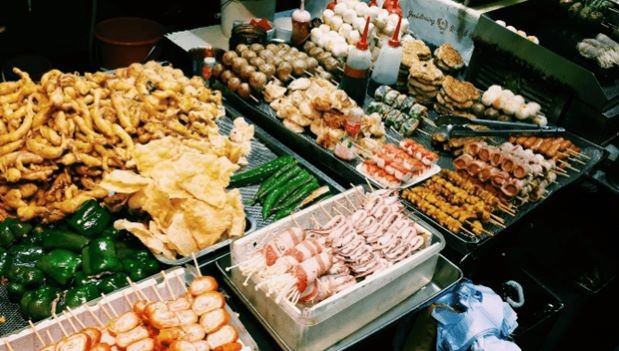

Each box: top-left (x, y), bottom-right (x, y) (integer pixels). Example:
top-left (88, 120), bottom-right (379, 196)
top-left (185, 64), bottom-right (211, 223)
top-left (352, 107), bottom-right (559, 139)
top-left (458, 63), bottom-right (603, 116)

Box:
top-left (215, 253), bottom-right (462, 351)
top-left (155, 107), bottom-right (346, 265)
top-left (223, 91), bottom-right (370, 188)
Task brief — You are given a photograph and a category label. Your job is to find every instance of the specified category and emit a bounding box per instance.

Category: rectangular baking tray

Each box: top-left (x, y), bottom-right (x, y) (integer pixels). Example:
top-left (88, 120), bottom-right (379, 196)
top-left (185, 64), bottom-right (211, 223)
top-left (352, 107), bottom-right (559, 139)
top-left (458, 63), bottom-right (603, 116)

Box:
top-left (216, 253), bottom-right (461, 351)
top-left (154, 106), bottom-right (345, 265)
top-left (3, 267), bottom-right (259, 351)
top-left (223, 186), bottom-right (445, 351)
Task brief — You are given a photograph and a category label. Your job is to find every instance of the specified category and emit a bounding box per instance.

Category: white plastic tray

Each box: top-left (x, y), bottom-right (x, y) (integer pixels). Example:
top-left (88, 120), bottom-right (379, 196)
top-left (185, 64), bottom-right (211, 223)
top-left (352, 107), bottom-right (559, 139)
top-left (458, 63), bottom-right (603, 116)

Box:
top-left (356, 162), bottom-right (441, 189)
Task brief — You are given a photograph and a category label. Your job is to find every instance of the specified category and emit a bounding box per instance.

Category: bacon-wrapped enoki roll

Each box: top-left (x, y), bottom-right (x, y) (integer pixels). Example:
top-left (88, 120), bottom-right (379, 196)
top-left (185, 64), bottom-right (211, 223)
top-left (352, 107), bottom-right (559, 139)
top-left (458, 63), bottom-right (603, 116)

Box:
top-left (263, 227), bottom-right (305, 266)
top-left (453, 154), bottom-right (474, 170)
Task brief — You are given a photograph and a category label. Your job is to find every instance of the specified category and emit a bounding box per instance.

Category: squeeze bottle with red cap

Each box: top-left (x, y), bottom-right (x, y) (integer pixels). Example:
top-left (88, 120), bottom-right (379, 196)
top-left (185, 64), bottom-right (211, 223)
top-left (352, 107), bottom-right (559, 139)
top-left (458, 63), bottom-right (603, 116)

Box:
top-left (291, 0), bottom-right (311, 47)
top-left (370, 16), bottom-right (402, 86)
top-left (339, 16), bottom-right (372, 106)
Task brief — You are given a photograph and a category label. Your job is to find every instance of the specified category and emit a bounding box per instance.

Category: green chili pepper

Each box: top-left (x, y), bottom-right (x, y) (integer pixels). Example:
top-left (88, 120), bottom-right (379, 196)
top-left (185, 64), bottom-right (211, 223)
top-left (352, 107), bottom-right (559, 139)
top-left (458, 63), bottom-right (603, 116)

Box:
top-left (229, 155), bottom-right (295, 187)
top-left (11, 245), bottom-right (44, 268)
top-left (0, 222), bottom-right (16, 248)
top-left (256, 165), bottom-right (304, 204)
top-left (254, 161), bottom-right (299, 201)
top-left (272, 179), bottom-right (320, 213)
top-left (263, 170), bottom-right (312, 218)
top-left (98, 272), bottom-right (129, 293)
top-left (83, 238), bottom-right (121, 275)
top-left (272, 170), bottom-right (313, 208)
top-left (67, 200), bottom-right (111, 237)
top-left (42, 230), bottom-right (90, 253)
top-left (0, 250), bottom-right (11, 277)
top-left (64, 285), bottom-right (100, 308)
top-left (27, 286), bottom-right (60, 321)
top-left (7, 282), bottom-right (26, 302)
top-left (36, 249), bottom-right (81, 286)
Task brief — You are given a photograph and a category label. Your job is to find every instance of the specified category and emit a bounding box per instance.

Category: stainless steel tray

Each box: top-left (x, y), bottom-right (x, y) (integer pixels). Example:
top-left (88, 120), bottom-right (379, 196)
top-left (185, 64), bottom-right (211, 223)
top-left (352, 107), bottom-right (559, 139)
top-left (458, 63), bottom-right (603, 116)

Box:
top-left (216, 254), bottom-right (462, 351)
top-left (154, 107), bottom-right (345, 265)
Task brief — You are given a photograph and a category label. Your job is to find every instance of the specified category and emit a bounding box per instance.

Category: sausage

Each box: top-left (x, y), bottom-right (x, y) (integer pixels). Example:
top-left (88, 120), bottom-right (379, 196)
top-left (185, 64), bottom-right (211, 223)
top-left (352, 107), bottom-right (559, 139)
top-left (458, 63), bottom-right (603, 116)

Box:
top-left (149, 309), bottom-right (180, 329)
top-left (144, 301), bottom-right (168, 320)
top-left (213, 342), bottom-right (243, 351)
top-left (207, 325), bottom-right (238, 350)
top-left (109, 311), bottom-right (140, 335)
top-left (82, 327), bottom-right (102, 345)
top-left (189, 276), bottom-right (219, 296)
top-left (192, 291), bottom-right (225, 316)
top-left (126, 338), bottom-right (155, 351)
top-left (199, 308), bottom-right (230, 333)
top-left (182, 324), bottom-right (206, 342)
top-left (168, 297), bottom-right (192, 312)
top-left (55, 333), bottom-right (90, 351)
top-left (176, 309), bottom-right (199, 325)
top-left (115, 326), bottom-right (150, 349)
top-left (133, 300), bottom-right (147, 316)
top-left (192, 340), bottom-right (210, 351)
top-left (169, 340), bottom-right (197, 351)
top-left (99, 329), bottom-right (116, 346)
top-left (156, 327), bottom-right (185, 348)
top-left (89, 344), bottom-right (112, 351)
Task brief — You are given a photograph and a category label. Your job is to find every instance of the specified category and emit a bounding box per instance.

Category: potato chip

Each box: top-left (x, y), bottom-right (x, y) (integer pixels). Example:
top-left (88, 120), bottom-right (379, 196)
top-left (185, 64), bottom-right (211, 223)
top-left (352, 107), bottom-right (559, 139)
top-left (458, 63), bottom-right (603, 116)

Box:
top-left (142, 183), bottom-right (178, 227)
top-left (180, 174), bottom-right (227, 208)
top-left (182, 198), bottom-right (233, 249)
top-left (226, 189), bottom-right (246, 237)
top-left (99, 170), bottom-right (151, 193)
top-left (114, 219), bottom-right (176, 259)
top-left (164, 213), bottom-right (199, 256)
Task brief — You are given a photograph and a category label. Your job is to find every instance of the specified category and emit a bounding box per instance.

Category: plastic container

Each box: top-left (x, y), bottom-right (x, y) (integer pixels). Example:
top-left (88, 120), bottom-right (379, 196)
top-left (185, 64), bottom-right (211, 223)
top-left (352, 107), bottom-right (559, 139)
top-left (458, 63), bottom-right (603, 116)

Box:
top-left (274, 17), bottom-right (293, 42)
top-left (95, 17), bottom-right (164, 69)
top-left (370, 16), bottom-right (402, 86)
top-left (228, 187), bottom-right (445, 351)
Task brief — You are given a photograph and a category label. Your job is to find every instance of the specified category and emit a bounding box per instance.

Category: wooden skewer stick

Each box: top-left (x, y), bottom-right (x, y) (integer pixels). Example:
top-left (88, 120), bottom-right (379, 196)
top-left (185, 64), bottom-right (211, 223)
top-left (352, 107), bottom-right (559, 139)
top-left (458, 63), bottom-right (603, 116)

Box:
top-left (319, 204), bottom-right (333, 219)
top-left (191, 253), bottom-right (202, 277)
top-left (123, 291), bottom-right (133, 307)
top-left (151, 285), bottom-right (164, 302)
top-left (569, 156), bottom-right (587, 165)
top-left (489, 219), bottom-right (506, 229)
top-left (290, 214), bottom-right (303, 228)
top-left (249, 94), bottom-right (260, 103)
top-left (416, 128), bottom-right (430, 137)
top-left (4, 339), bottom-right (15, 351)
top-left (342, 193), bottom-right (358, 210)
top-left (97, 302), bottom-right (114, 321)
top-left (490, 214), bottom-right (505, 223)
top-left (332, 207), bottom-right (344, 217)
top-left (482, 228), bottom-right (495, 236)
top-left (100, 293), bottom-right (118, 317)
top-left (86, 305), bottom-right (105, 328)
top-left (65, 307), bottom-right (86, 329)
top-left (557, 160), bottom-right (580, 172)
top-left (52, 312), bottom-right (69, 337)
top-left (310, 215), bottom-right (323, 228)
top-left (62, 311), bottom-right (79, 333)
top-left (364, 177), bottom-right (376, 192)
top-left (28, 320), bottom-right (46, 346)
top-left (160, 270), bottom-right (176, 300)
top-left (45, 330), bottom-right (55, 344)
top-left (126, 277), bottom-right (150, 302)
top-left (460, 227), bottom-right (477, 237)
top-left (556, 171), bottom-right (569, 178)
top-left (175, 272), bottom-right (188, 293)
top-left (335, 201), bottom-right (352, 214)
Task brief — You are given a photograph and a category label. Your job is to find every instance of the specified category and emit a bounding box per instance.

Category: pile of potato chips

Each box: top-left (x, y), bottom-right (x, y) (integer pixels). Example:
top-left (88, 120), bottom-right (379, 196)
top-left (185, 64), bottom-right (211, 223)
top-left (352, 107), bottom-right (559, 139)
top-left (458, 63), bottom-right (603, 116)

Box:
top-left (100, 126), bottom-right (252, 259)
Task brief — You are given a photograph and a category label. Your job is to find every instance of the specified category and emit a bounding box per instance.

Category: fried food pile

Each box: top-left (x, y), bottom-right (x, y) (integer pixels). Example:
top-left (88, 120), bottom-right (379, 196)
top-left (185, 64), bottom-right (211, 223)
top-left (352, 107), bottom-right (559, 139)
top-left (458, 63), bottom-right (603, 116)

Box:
top-left (0, 61), bottom-right (234, 223)
top-left (101, 135), bottom-right (247, 259)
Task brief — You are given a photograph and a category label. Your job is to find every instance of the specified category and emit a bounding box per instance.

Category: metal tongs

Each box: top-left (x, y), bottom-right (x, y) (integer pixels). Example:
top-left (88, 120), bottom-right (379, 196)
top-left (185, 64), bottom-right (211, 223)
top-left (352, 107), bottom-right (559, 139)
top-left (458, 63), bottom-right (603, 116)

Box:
top-left (432, 116), bottom-right (565, 143)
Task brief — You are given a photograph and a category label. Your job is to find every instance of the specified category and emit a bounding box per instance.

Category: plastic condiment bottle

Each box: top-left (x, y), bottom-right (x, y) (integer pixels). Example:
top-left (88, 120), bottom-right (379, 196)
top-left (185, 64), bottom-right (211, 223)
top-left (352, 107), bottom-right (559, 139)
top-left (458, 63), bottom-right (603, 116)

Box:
top-left (345, 107), bottom-right (364, 137)
top-left (340, 16), bottom-right (372, 106)
top-left (327, 0), bottom-right (338, 10)
top-left (202, 57), bottom-right (215, 86)
top-left (291, 0), bottom-right (311, 47)
top-left (370, 16), bottom-right (402, 87)
top-left (383, 0), bottom-right (402, 16)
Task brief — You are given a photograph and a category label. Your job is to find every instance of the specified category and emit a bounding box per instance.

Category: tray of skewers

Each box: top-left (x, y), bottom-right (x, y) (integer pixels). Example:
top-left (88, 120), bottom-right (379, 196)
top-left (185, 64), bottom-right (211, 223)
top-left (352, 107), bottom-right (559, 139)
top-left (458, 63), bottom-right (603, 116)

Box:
top-left (400, 131), bottom-right (606, 253)
top-left (3, 267), bottom-right (258, 351)
top-left (220, 186), bottom-right (445, 351)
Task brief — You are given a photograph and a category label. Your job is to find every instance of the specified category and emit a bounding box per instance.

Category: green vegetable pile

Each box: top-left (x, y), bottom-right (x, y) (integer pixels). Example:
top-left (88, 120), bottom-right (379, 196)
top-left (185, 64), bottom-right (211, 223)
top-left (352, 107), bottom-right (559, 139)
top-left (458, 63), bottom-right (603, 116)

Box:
top-left (0, 200), bottom-right (161, 321)
top-left (229, 155), bottom-right (331, 220)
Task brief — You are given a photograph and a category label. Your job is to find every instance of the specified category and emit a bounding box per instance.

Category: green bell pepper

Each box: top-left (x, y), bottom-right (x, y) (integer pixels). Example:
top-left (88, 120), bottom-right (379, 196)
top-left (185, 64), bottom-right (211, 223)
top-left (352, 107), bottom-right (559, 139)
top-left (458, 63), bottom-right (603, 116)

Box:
top-left (0, 250), bottom-right (11, 276)
top-left (63, 285), bottom-right (100, 308)
top-left (0, 222), bottom-right (16, 248)
top-left (100, 227), bottom-right (121, 240)
top-left (8, 266), bottom-right (45, 288)
top-left (11, 245), bottom-right (44, 268)
top-left (42, 230), bottom-right (90, 253)
top-left (74, 271), bottom-right (100, 287)
top-left (98, 272), bottom-right (129, 293)
top-left (67, 200), bottom-right (111, 237)
top-left (4, 218), bottom-right (33, 239)
top-left (122, 258), bottom-right (155, 281)
top-left (36, 249), bottom-right (81, 286)
top-left (82, 238), bottom-right (121, 275)
top-left (26, 286), bottom-right (60, 321)
top-left (7, 282), bottom-right (25, 302)
top-left (20, 290), bottom-right (35, 316)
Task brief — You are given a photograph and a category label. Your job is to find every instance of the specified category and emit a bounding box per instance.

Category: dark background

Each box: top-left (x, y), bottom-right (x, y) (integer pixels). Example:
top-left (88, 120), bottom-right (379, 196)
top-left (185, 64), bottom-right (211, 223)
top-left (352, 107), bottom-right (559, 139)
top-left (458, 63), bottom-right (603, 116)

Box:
top-left (0, 0), bottom-right (298, 73)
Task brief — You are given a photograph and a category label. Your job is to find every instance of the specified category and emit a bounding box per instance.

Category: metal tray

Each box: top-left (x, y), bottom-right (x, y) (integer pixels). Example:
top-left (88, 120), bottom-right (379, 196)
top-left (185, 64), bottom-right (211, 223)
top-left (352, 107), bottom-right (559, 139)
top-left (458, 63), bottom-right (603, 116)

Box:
top-left (154, 106), bottom-right (345, 265)
top-left (3, 267), bottom-right (259, 350)
top-left (223, 187), bottom-right (445, 351)
top-left (400, 119), bottom-right (606, 255)
top-left (216, 253), bottom-right (462, 351)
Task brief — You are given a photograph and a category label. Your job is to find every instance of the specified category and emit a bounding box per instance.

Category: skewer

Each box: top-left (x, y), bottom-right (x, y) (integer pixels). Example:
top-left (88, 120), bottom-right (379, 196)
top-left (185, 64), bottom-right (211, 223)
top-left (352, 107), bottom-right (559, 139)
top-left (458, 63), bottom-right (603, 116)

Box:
top-left (52, 312), bottom-right (69, 337)
top-left (557, 159), bottom-right (580, 172)
top-left (151, 284), bottom-right (164, 302)
top-left (332, 207), bottom-right (344, 217)
top-left (460, 227), bottom-right (477, 237)
top-left (335, 200), bottom-right (352, 214)
top-left (310, 215), bottom-right (323, 228)
top-left (290, 214), bottom-right (303, 228)
top-left (86, 305), bottom-right (105, 328)
top-left (28, 320), bottom-right (46, 346)
top-left (160, 270), bottom-right (176, 299)
top-left (65, 307), bottom-right (86, 329)
top-left (319, 204), bottom-right (333, 219)
top-left (342, 193), bottom-right (358, 210)
top-left (123, 291), bottom-right (134, 307)
top-left (416, 128), bottom-right (430, 137)
top-left (4, 339), bottom-right (15, 351)
top-left (364, 177), bottom-right (376, 192)
top-left (97, 301), bottom-right (114, 321)
top-left (175, 271), bottom-right (188, 293)
top-left (421, 116), bottom-right (437, 128)
top-left (490, 214), bottom-right (504, 223)
top-left (126, 277), bottom-right (150, 301)
top-left (45, 330), bottom-right (55, 344)
top-left (568, 156), bottom-right (587, 165)
top-left (249, 94), bottom-right (260, 103)
top-left (62, 311), bottom-right (79, 333)
top-left (556, 171), bottom-right (569, 178)
top-left (191, 253), bottom-right (202, 277)
top-left (489, 219), bottom-right (506, 228)
top-left (100, 293), bottom-right (118, 317)
top-left (567, 149), bottom-right (590, 159)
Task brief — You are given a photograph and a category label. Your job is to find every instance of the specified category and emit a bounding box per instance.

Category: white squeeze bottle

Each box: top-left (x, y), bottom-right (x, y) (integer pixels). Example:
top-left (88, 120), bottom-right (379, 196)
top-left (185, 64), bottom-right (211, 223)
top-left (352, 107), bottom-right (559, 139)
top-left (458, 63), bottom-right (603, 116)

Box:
top-left (370, 15), bottom-right (402, 86)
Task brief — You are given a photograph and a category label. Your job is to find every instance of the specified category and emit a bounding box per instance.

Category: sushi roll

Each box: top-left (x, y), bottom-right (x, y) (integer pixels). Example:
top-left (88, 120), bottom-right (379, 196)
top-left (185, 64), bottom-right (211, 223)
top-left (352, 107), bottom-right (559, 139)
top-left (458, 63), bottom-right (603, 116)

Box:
top-left (384, 109), bottom-right (400, 127)
top-left (367, 101), bottom-right (389, 115)
top-left (374, 85), bottom-right (392, 101)
top-left (400, 96), bottom-right (416, 112)
top-left (409, 103), bottom-right (427, 118)
top-left (384, 90), bottom-right (401, 106)
top-left (399, 118), bottom-right (419, 137)
top-left (393, 94), bottom-right (408, 110)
